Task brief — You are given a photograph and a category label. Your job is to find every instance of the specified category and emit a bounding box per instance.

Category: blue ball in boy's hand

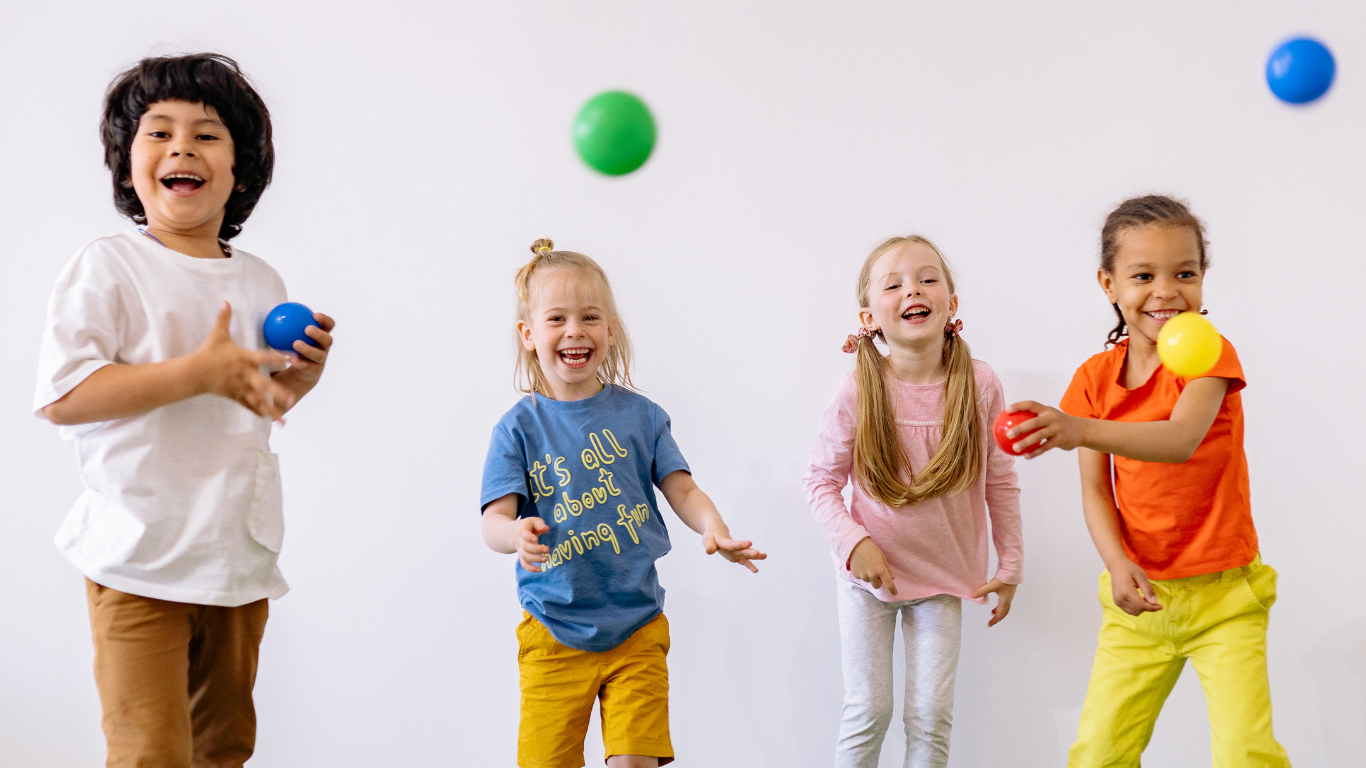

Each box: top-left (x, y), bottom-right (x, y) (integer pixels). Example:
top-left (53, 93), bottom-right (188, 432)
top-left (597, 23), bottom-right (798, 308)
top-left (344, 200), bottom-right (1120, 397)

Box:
top-left (263, 302), bottom-right (320, 351)
top-left (1266, 37), bottom-right (1335, 105)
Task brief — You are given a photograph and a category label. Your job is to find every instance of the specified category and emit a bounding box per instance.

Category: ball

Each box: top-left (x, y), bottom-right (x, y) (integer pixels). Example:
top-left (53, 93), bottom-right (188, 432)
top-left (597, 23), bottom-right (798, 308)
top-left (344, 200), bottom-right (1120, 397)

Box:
top-left (1156, 312), bottom-right (1222, 378)
top-left (263, 302), bottom-right (320, 352)
top-left (993, 410), bottom-right (1040, 457)
top-left (1266, 37), bottom-right (1336, 104)
top-left (573, 91), bottom-right (656, 176)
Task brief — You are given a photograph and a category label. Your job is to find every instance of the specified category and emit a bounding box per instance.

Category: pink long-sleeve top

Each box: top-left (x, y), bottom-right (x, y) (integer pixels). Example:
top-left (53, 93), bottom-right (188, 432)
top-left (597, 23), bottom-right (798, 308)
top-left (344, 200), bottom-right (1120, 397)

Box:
top-left (803, 359), bottom-right (1023, 603)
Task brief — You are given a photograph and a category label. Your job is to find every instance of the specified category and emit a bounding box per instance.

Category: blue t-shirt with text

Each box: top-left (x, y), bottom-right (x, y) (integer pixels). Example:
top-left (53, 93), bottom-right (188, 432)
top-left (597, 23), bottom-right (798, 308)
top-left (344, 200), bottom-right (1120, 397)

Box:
top-left (480, 386), bottom-right (689, 652)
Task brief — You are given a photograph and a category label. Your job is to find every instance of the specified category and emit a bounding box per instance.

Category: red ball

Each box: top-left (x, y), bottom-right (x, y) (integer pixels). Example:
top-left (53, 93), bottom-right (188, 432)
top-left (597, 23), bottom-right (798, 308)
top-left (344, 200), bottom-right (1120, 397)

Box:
top-left (993, 410), bottom-right (1039, 457)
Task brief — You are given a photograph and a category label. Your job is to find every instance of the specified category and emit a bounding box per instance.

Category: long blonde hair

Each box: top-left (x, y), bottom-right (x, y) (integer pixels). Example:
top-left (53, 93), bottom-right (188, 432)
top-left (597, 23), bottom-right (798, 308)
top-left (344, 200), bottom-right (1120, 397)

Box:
top-left (514, 238), bottom-right (637, 397)
top-left (852, 236), bottom-right (982, 507)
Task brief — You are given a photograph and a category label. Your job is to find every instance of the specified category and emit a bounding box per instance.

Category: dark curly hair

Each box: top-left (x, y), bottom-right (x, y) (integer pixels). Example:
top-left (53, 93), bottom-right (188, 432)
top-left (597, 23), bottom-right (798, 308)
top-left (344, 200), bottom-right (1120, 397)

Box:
top-left (1099, 195), bottom-right (1209, 347)
top-left (100, 53), bottom-right (273, 240)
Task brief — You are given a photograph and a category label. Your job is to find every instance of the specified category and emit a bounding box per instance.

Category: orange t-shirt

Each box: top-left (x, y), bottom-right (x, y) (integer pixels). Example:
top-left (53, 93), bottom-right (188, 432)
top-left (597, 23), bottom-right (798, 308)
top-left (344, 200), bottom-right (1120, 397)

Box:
top-left (1059, 337), bottom-right (1258, 580)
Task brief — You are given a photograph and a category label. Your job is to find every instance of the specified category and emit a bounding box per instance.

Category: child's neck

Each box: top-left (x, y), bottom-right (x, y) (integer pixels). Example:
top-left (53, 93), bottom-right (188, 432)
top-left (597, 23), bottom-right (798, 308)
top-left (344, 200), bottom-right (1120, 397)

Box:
top-left (885, 340), bottom-right (947, 386)
top-left (142, 219), bottom-right (228, 260)
top-left (544, 377), bottom-right (604, 402)
top-left (1122, 334), bottom-right (1162, 389)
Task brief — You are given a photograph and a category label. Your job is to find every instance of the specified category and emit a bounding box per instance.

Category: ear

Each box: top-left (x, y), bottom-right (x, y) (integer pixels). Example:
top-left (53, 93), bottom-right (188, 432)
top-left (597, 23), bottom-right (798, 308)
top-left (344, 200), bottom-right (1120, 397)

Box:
top-left (857, 308), bottom-right (879, 333)
top-left (516, 320), bottom-right (536, 352)
top-left (1097, 269), bottom-right (1118, 304)
top-left (947, 294), bottom-right (959, 318)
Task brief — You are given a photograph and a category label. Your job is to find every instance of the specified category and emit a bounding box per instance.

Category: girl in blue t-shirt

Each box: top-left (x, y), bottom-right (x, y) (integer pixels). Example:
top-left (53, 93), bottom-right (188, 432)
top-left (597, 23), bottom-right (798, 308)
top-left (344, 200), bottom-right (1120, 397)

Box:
top-left (480, 238), bottom-right (766, 768)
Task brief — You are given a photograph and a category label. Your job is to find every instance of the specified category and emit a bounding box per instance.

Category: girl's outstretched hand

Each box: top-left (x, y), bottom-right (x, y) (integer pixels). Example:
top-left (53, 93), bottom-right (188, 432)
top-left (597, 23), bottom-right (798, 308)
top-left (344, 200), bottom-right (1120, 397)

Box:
top-left (849, 537), bottom-right (897, 595)
top-left (515, 517), bottom-right (551, 573)
top-left (1004, 401), bottom-right (1088, 458)
top-left (702, 526), bottom-right (766, 573)
top-left (971, 579), bottom-right (1017, 627)
top-left (1109, 559), bottom-right (1163, 616)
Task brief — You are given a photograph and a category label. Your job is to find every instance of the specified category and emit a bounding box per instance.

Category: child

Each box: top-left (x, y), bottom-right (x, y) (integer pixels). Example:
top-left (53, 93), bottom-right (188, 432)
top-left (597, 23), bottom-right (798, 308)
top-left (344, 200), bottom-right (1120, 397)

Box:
top-left (33, 54), bottom-right (335, 767)
top-left (480, 239), bottom-right (765, 768)
top-left (1003, 195), bottom-right (1291, 766)
top-left (803, 236), bottom-right (1023, 768)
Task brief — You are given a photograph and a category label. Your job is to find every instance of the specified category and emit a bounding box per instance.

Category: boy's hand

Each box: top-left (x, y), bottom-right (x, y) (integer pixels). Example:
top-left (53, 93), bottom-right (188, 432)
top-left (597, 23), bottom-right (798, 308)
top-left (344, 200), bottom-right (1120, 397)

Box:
top-left (702, 523), bottom-right (766, 573)
top-left (849, 537), bottom-right (897, 595)
top-left (970, 579), bottom-right (1017, 627)
top-left (1108, 559), bottom-right (1163, 616)
top-left (193, 302), bottom-right (295, 420)
top-left (516, 517), bottom-right (551, 573)
top-left (1004, 401), bottom-right (1087, 458)
top-left (276, 311), bottom-right (336, 389)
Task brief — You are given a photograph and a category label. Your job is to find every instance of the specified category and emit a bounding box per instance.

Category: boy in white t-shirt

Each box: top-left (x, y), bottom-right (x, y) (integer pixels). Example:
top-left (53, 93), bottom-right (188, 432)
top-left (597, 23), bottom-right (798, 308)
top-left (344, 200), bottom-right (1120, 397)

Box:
top-left (34, 54), bottom-right (334, 767)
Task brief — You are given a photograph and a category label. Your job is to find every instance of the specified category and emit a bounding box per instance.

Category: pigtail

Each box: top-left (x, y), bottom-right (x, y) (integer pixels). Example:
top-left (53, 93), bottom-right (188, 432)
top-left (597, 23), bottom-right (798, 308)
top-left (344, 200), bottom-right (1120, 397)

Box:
top-left (852, 330), bottom-right (914, 506)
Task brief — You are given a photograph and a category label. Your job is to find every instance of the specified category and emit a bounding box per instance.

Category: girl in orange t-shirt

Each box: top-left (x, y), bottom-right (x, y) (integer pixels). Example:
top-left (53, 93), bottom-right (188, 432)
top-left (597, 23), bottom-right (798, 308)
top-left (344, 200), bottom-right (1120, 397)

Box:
top-left (1002, 196), bottom-right (1291, 767)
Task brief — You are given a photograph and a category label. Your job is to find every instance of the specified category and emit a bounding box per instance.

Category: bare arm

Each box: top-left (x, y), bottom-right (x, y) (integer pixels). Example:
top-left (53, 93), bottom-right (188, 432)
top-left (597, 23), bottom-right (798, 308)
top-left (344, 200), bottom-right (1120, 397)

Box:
top-left (43, 302), bottom-right (295, 425)
top-left (481, 493), bottom-right (550, 572)
top-left (1078, 447), bottom-right (1161, 615)
top-left (658, 470), bottom-right (765, 572)
top-left (1006, 376), bottom-right (1229, 463)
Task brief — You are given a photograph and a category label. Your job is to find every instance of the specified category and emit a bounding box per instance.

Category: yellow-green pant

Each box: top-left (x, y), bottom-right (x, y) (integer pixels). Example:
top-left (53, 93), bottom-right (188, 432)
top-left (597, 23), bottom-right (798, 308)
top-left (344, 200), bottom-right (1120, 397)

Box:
top-left (1068, 557), bottom-right (1291, 768)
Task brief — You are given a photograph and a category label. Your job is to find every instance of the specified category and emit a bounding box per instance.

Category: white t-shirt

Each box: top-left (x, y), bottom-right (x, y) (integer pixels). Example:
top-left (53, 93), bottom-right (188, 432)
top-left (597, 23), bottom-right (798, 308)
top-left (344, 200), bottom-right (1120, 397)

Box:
top-left (34, 231), bottom-right (291, 607)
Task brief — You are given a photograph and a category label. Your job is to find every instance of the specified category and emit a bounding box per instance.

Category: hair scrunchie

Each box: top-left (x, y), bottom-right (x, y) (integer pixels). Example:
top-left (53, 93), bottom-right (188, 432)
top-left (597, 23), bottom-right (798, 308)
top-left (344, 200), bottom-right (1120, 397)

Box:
top-left (842, 327), bottom-right (878, 353)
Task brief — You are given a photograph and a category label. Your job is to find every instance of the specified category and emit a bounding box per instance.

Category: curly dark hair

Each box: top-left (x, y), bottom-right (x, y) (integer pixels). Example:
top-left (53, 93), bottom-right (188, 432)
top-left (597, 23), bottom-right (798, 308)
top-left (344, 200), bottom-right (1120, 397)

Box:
top-left (1099, 195), bottom-right (1209, 347)
top-left (100, 53), bottom-right (273, 240)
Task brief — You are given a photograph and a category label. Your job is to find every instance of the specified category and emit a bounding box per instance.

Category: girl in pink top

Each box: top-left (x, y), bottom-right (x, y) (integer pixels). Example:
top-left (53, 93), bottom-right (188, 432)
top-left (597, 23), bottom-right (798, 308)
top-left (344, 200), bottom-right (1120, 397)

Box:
top-left (803, 235), bottom-right (1024, 768)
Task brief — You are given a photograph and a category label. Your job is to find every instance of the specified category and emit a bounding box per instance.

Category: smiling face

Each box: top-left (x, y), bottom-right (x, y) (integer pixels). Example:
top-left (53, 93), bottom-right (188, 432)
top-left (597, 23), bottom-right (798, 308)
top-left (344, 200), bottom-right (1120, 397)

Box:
top-left (517, 267), bottom-right (616, 401)
top-left (1099, 225), bottom-right (1205, 348)
top-left (127, 100), bottom-right (238, 238)
top-left (859, 241), bottom-right (959, 354)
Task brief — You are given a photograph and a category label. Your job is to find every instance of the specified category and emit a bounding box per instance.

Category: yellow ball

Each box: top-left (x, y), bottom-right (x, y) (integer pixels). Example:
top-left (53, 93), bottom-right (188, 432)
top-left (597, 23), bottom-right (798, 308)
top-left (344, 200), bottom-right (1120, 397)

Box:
top-left (1156, 312), bottom-right (1222, 377)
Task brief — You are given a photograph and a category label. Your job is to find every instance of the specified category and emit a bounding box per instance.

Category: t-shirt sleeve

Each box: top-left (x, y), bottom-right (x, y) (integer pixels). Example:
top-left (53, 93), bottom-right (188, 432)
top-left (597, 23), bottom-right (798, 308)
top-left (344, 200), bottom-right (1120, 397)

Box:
top-left (480, 423), bottom-right (529, 513)
top-left (1188, 337), bottom-right (1246, 394)
top-left (33, 248), bottom-right (125, 414)
top-left (1058, 361), bottom-right (1098, 419)
top-left (650, 404), bottom-right (691, 486)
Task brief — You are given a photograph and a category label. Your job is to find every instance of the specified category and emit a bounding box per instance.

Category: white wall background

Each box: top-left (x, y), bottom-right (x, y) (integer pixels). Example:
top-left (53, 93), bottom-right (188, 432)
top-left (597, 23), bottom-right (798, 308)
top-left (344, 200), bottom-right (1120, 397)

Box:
top-left (2, 2), bottom-right (1363, 766)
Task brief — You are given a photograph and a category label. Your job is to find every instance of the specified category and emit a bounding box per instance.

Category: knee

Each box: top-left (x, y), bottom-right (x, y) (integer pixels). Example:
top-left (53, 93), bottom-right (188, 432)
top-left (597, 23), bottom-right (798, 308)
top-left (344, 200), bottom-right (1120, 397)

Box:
top-left (842, 692), bottom-right (894, 732)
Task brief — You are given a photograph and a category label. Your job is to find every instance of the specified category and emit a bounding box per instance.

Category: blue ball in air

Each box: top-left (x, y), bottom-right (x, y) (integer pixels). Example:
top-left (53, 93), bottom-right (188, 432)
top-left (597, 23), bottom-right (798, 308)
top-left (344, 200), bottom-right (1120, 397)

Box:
top-left (263, 302), bottom-right (320, 352)
top-left (1266, 37), bottom-right (1335, 105)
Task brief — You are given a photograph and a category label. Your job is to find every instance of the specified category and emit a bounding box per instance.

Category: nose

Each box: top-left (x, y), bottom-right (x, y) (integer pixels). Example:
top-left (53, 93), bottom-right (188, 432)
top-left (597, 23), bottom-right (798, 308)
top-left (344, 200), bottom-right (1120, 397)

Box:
top-left (168, 136), bottom-right (196, 158)
top-left (1151, 276), bottom-right (1177, 298)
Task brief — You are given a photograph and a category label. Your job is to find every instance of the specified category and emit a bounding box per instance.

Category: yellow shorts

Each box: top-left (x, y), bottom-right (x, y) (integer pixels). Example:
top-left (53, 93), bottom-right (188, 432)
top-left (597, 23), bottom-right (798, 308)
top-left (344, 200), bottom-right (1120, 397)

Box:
top-left (517, 612), bottom-right (673, 768)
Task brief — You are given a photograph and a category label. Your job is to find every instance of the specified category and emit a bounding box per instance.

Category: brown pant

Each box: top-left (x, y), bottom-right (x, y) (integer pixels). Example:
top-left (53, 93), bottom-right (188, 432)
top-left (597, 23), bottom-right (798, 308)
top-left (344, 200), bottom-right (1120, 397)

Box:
top-left (85, 579), bottom-right (269, 768)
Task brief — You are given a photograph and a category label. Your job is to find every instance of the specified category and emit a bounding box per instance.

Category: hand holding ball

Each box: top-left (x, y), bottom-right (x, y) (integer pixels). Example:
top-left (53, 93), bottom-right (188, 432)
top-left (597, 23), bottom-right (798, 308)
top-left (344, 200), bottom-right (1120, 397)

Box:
top-left (993, 410), bottom-right (1040, 457)
top-left (1156, 312), bottom-right (1222, 378)
top-left (263, 302), bottom-right (320, 352)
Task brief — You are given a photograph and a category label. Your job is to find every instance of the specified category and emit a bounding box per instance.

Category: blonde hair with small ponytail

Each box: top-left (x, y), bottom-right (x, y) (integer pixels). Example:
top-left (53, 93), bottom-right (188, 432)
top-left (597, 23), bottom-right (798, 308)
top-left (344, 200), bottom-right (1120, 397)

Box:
top-left (852, 236), bottom-right (983, 507)
top-left (514, 239), bottom-right (637, 397)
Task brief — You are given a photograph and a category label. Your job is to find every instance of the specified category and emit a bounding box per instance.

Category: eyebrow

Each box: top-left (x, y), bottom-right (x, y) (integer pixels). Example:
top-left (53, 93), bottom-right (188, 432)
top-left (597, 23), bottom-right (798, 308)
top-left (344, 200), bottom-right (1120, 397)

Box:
top-left (140, 114), bottom-right (227, 129)
top-left (1126, 260), bottom-right (1200, 270)
top-left (541, 305), bottom-right (604, 313)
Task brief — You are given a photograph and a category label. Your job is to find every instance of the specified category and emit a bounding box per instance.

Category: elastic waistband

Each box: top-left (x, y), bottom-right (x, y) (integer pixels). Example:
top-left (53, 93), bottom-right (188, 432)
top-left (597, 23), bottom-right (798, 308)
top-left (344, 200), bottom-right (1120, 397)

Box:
top-left (1155, 554), bottom-right (1263, 587)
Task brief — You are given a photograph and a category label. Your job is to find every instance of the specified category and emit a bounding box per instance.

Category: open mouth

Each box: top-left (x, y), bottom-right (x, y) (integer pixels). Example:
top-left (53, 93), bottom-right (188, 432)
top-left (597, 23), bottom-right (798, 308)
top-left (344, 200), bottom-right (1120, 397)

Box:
top-left (558, 347), bottom-right (592, 369)
top-left (160, 173), bottom-right (205, 194)
top-left (901, 304), bottom-right (931, 324)
top-left (1144, 309), bottom-right (1182, 322)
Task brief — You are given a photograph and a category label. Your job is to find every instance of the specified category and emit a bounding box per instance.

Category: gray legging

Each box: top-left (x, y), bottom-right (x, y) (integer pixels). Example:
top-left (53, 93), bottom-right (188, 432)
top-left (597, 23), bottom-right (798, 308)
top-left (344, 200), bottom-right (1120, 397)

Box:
top-left (834, 577), bottom-right (962, 768)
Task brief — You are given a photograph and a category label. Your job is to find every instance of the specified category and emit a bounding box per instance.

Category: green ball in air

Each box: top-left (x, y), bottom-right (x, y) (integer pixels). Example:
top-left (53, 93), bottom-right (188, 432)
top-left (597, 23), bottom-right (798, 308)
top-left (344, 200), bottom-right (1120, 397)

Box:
top-left (572, 91), bottom-right (656, 176)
